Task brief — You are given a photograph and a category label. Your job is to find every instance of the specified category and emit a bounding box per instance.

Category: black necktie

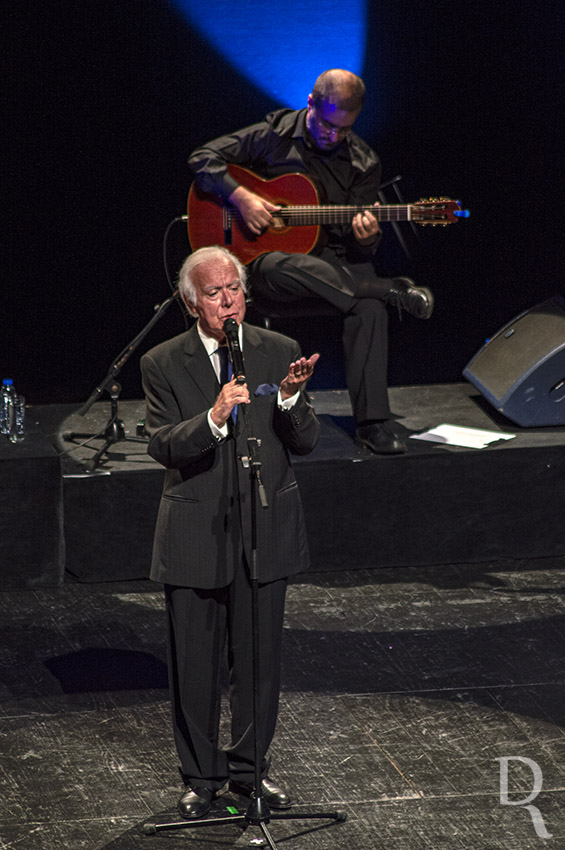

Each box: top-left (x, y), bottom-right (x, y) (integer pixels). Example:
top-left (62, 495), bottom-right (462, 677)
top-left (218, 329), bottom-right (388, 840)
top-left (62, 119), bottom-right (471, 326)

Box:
top-left (217, 346), bottom-right (230, 386)
top-left (216, 346), bottom-right (237, 422)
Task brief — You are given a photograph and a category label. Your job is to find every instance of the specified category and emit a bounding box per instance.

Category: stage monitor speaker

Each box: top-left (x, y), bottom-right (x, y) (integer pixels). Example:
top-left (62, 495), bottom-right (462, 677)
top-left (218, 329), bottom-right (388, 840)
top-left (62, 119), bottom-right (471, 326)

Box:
top-left (463, 295), bottom-right (565, 427)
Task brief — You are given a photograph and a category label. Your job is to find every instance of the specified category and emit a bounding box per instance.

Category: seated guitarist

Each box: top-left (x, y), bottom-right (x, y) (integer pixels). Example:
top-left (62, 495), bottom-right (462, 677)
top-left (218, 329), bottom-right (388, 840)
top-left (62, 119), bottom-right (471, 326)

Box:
top-left (188, 68), bottom-right (433, 454)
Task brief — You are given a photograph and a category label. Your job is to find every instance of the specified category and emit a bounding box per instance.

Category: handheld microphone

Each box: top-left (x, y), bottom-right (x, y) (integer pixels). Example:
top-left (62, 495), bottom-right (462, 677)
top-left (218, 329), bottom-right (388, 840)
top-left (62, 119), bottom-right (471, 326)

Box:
top-left (222, 318), bottom-right (246, 384)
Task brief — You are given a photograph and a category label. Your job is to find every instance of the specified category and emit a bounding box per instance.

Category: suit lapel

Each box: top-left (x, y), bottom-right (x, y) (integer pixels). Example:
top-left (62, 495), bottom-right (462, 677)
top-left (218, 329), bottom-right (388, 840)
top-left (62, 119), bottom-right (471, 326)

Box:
top-left (242, 323), bottom-right (269, 393)
top-left (183, 324), bottom-right (220, 407)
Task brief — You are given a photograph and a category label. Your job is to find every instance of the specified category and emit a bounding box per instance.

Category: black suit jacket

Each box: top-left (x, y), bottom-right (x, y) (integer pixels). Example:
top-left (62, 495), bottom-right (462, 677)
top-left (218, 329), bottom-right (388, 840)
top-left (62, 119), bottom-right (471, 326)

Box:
top-left (140, 321), bottom-right (320, 588)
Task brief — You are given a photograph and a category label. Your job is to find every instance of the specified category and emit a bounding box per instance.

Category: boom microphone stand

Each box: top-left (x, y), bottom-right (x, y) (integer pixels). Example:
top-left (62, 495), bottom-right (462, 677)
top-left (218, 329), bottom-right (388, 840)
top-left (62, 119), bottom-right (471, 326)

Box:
top-left (143, 322), bottom-right (346, 847)
top-left (62, 290), bottom-right (181, 471)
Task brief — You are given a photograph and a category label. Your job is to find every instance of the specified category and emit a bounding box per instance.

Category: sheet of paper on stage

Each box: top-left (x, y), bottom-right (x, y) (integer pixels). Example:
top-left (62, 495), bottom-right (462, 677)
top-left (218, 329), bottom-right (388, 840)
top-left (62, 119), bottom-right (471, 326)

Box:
top-left (410, 423), bottom-right (516, 449)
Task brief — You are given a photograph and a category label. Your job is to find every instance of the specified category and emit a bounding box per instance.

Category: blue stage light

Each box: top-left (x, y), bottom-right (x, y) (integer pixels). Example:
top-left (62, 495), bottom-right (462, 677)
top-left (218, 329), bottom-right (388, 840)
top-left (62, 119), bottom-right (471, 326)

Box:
top-left (172, 0), bottom-right (366, 107)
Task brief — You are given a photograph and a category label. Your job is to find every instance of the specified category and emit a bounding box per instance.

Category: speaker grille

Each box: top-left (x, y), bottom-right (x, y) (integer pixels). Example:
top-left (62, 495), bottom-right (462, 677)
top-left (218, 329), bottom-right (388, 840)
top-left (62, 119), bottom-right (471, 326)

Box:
top-left (468, 297), bottom-right (565, 399)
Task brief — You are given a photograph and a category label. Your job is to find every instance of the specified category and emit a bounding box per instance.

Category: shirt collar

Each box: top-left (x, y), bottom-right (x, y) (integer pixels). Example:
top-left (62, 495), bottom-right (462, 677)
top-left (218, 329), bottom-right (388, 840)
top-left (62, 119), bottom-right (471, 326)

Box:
top-left (197, 321), bottom-right (244, 356)
top-left (293, 108), bottom-right (308, 140)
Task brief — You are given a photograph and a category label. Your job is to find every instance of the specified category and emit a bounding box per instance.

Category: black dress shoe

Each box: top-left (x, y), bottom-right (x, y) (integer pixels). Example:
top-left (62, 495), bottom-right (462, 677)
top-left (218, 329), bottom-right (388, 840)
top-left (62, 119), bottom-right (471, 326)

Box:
top-left (386, 277), bottom-right (434, 319)
top-left (355, 421), bottom-right (407, 455)
top-left (178, 785), bottom-right (214, 819)
top-left (229, 777), bottom-right (292, 809)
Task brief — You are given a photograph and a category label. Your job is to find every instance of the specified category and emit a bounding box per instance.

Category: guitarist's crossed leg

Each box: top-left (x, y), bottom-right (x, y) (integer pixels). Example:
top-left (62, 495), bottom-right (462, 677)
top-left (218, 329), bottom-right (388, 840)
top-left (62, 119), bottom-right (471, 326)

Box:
top-left (250, 250), bottom-right (432, 455)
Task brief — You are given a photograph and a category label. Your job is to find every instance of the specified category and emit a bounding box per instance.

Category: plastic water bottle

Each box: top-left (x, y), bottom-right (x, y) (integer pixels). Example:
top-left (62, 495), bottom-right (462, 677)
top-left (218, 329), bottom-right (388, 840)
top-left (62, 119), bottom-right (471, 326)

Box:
top-left (9, 392), bottom-right (25, 443)
top-left (0, 379), bottom-right (15, 435)
top-left (0, 379), bottom-right (25, 442)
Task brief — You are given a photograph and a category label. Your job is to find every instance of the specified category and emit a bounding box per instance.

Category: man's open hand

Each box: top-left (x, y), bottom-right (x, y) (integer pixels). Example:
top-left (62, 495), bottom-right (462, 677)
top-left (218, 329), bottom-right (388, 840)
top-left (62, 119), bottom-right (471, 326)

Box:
top-left (280, 353), bottom-right (320, 400)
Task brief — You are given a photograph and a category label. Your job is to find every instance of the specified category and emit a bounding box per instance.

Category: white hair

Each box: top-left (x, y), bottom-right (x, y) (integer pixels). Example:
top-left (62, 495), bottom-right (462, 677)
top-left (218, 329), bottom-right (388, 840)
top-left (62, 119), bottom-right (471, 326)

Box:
top-left (178, 246), bottom-right (247, 316)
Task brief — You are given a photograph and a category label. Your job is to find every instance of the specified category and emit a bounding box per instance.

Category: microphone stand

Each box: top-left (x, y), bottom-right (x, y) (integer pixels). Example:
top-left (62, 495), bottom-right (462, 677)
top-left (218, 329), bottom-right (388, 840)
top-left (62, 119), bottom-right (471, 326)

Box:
top-left (63, 289), bottom-right (181, 472)
top-left (143, 340), bottom-right (346, 846)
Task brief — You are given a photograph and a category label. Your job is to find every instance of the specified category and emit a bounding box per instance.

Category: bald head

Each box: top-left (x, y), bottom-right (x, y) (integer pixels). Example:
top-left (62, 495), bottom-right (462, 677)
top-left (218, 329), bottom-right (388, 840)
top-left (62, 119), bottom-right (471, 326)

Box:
top-left (310, 69), bottom-right (365, 113)
top-left (306, 69), bottom-right (365, 151)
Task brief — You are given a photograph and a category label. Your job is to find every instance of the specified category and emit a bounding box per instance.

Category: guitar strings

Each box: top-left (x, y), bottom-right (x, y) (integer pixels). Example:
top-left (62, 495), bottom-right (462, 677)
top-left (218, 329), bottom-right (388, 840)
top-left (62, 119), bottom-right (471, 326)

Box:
top-left (226, 201), bottom-right (456, 225)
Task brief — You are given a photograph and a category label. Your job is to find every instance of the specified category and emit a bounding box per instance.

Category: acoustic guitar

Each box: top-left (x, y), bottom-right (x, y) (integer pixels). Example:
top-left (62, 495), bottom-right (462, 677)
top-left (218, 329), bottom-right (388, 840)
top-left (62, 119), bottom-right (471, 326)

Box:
top-left (187, 164), bottom-right (469, 265)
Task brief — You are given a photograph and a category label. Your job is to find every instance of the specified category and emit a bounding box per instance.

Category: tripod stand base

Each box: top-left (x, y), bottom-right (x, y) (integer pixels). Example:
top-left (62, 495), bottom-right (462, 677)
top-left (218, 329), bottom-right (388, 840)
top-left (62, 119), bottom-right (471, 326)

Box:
top-left (62, 419), bottom-right (148, 472)
top-left (143, 800), bottom-right (347, 837)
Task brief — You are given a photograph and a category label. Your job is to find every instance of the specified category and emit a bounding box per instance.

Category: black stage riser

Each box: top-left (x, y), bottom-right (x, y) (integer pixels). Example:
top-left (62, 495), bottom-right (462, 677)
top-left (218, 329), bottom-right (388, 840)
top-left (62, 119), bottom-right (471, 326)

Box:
top-left (60, 445), bottom-right (565, 583)
top-left (0, 420), bottom-right (64, 589)
top-left (8, 386), bottom-right (565, 587)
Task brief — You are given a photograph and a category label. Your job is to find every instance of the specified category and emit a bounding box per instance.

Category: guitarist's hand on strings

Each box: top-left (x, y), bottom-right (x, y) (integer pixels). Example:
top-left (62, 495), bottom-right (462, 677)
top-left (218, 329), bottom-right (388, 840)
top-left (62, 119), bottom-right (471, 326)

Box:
top-left (352, 203), bottom-right (380, 246)
top-left (229, 185), bottom-right (280, 236)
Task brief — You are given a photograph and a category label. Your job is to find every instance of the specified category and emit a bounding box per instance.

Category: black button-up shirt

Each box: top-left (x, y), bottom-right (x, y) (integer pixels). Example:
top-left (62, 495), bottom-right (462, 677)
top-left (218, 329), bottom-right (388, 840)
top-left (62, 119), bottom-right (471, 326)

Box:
top-left (188, 108), bottom-right (382, 263)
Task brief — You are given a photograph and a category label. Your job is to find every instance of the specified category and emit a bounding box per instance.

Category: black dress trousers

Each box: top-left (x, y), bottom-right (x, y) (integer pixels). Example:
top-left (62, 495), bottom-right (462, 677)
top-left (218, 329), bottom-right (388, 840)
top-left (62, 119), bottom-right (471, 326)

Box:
top-left (165, 561), bottom-right (288, 790)
top-left (249, 250), bottom-right (391, 422)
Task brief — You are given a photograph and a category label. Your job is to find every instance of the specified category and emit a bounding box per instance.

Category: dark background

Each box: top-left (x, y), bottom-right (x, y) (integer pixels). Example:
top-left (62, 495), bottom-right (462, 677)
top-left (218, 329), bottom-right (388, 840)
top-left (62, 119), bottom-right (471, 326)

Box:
top-left (4, 0), bottom-right (563, 404)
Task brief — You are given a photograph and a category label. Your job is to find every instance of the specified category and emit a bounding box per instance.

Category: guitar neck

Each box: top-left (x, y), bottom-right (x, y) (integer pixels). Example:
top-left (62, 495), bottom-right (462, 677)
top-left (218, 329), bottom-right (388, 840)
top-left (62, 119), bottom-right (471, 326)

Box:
top-left (271, 204), bottom-right (414, 224)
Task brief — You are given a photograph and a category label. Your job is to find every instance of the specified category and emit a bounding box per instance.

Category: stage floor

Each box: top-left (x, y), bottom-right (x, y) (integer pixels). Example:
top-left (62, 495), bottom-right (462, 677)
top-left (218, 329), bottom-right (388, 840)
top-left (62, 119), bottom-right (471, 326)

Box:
top-left (1, 559), bottom-right (565, 848)
top-left (31, 383), bottom-right (565, 583)
top-left (35, 382), bottom-right (565, 476)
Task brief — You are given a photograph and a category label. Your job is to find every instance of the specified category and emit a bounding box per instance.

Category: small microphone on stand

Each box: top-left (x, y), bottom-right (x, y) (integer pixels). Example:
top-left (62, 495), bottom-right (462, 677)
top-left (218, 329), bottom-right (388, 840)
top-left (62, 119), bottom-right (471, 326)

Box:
top-left (223, 318), bottom-right (246, 384)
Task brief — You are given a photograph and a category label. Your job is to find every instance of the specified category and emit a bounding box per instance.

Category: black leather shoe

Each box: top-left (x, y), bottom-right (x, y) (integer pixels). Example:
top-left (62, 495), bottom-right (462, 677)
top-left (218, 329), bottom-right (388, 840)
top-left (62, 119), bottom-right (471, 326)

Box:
top-left (229, 777), bottom-right (292, 809)
top-left (178, 785), bottom-right (214, 819)
top-left (386, 277), bottom-right (434, 319)
top-left (355, 421), bottom-right (407, 455)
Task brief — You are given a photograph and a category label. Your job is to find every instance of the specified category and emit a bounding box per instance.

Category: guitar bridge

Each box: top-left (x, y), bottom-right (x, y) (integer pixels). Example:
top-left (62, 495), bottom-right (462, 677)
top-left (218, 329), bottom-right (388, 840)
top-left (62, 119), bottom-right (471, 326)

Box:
top-left (271, 214), bottom-right (287, 230)
top-left (222, 206), bottom-right (233, 245)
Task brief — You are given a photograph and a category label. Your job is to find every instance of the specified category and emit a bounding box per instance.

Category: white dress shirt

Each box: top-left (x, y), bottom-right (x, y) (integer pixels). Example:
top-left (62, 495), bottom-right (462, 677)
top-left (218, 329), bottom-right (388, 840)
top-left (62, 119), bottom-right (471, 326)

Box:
top-left (197, 322), bottom-right (299, 440)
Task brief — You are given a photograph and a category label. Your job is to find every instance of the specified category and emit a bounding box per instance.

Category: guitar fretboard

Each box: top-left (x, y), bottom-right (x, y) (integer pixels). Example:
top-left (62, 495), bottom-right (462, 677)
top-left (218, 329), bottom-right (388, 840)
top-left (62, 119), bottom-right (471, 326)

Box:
top-left (282, 205), bottom-right (414, 224)
top-left (228, 204), bottom-right (414, 225)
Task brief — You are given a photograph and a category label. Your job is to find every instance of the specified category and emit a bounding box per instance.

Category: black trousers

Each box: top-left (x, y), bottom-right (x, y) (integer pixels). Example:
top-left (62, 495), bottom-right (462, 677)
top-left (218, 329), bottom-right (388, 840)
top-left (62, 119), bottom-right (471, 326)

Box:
top-left (164, 563), bottom-right (288, 791)
top-left (249, 251), bottom-right (391, 422)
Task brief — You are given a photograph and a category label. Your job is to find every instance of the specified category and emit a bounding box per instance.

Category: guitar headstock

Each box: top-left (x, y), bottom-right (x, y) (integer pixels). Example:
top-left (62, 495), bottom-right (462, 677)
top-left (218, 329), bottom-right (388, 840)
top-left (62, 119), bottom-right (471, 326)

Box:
top-left (412, 198), bottom-right (470, 225)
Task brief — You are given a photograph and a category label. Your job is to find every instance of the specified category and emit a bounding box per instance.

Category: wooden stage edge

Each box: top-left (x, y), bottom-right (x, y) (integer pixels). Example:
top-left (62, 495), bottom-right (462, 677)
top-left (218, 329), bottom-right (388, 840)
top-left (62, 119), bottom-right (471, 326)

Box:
top-left (15, 383), bottom-right (565, 587)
